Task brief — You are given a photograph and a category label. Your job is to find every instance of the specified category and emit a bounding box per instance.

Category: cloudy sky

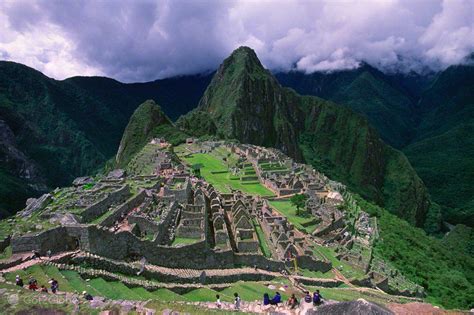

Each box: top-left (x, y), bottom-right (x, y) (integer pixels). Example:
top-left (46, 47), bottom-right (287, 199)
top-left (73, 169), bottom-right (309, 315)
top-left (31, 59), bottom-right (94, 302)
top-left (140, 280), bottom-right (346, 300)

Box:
top-left (1, 0), bottom-right (473, 82)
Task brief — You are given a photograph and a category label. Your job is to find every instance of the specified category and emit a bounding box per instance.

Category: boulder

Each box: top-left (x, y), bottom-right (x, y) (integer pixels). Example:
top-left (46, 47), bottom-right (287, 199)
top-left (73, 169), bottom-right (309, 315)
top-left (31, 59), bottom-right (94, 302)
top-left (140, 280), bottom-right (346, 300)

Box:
top-left (50, 212), bottom-right (81, 225)
top-left (73, 176), bottom-right (94, 186)
top-left (107, 169), bottom-right (126, 179)
top-left (20, 193), bottom-right (52, 217)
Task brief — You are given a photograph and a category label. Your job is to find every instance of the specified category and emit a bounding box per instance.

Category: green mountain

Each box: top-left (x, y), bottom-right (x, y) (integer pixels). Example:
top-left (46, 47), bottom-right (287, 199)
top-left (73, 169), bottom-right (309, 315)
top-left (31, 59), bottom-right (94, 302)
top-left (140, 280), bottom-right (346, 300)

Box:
top-left (275, 65), bottom-right (420, 148)
top-left (115, 100), bottom-right (188, 167)
top-left (177, 47), bottom-right (432, 228)
top-left (0, 61), bottom-right (210, 217)
top-left (405, 64), bottom-right (474, 226)
top-left (277, 63), bottom-right (474, 227)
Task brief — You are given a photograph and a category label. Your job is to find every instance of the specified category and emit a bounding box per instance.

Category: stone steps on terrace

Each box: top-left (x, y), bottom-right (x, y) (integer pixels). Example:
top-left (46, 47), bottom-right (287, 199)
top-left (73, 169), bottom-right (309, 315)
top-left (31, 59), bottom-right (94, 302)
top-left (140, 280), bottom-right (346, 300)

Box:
top-left (64, 251), bottom-right (342, 288)
top-left (73, 251), bottom-right (282, 280)
top-left (46, 261), bottom-right (238, 291)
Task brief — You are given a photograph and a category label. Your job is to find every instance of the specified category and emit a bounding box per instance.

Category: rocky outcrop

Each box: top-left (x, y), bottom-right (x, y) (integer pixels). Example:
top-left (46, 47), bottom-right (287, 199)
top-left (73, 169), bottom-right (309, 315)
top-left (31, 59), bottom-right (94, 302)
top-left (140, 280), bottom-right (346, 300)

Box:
top-left (19, 193), bottom-right (52, 217)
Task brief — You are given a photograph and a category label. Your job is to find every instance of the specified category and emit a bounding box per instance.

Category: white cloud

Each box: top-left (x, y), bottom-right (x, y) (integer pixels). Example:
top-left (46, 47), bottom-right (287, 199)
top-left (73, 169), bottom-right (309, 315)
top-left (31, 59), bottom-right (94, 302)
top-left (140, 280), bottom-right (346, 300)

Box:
top-left (0, 0), bottom-right (472, 81)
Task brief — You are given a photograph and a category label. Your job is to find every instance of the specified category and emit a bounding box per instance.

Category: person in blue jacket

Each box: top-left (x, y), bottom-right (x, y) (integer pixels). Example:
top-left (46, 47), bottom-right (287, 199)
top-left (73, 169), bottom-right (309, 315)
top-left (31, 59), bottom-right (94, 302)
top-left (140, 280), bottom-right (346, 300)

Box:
top-left (263, 293), bottom-right (271, 305)
top-left (270, 292), bottom-right (282, 305)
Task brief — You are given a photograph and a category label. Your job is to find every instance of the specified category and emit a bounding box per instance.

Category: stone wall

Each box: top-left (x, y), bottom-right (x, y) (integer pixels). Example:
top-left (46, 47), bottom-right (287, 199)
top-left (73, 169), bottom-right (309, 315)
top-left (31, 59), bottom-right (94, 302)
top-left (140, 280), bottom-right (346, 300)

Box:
top-left (154, 202), bottom-right (180, 244)
top-left (313, 216), bottom-right (345, 237)
top-left (11, 227), bottom-right (72, 254)
top-left (100, 189), bottom-right (147, 227)
top-left (128, 215), bottom-right (160, 235)
top-left (237, 240), bottom-right (259, 253)
top-left (80, 185), bottom-right (130, 222)
top-left (233, 253), bottom-right (286, 271)
top-left (0, 235), bottom-right (11, 252)
top-left (291, 255), bottom-right (332, 272)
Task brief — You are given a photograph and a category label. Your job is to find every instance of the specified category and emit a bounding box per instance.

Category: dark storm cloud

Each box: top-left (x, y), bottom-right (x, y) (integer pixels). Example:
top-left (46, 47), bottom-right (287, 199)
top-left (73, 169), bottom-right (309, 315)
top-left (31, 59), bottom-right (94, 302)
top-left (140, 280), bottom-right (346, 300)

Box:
top-left (0, 0), bottom-right (473, 81)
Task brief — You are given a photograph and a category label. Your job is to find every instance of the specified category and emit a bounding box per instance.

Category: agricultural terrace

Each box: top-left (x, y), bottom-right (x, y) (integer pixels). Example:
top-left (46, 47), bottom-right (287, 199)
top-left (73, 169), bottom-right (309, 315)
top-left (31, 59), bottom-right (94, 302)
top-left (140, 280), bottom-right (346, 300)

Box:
top-left (176, 146), bottom-right (274, 197)
top-left (268, 200), bottom-right (319, 234)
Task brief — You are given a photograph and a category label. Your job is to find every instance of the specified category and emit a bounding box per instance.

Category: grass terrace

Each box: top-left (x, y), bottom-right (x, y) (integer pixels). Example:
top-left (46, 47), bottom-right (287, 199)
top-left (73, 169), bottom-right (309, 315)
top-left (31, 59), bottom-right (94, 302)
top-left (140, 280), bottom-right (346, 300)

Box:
top-left (313, 244), bottom-right (366, 280)
top-left (268, 200), bottom-right (319, 233)
top-left (252, 219), bottom-right (272, 258)
top-left (179, 151), bottom-right (274, 197)
top-left (172, 237), bottom-right (200, 246)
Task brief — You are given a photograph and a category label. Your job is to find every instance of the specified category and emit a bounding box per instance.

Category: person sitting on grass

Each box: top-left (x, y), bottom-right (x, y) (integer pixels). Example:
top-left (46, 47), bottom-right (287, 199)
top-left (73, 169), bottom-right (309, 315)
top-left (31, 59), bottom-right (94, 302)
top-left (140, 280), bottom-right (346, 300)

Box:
top-left (15, 275), bottom-right (23, 287)
top-left (50, 278), bottom-right (59, 294)
top-left (270, 292), bottom-right (282, 305)
top-left (263, 293), bottom-right (271, 305)
top-left (83, 291), bottom-right (93, 301)
top-left (304, 291), bottom-right (312, 303)
top-left (313, 290), bottom-right (323, 306)
top-left (287, 294), bottom-right (299, 309)
top-left (28, 277), bottom-right (38, 291)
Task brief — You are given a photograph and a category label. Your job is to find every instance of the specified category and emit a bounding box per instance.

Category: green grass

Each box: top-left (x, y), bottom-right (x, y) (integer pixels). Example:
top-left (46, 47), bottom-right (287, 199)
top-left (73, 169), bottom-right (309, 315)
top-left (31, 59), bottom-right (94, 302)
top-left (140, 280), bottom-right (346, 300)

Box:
top-left (41, 265), bottom-right (74, 292)
top-left (268, 200), bottom-right (319, 233)
top-left (0, 245), bottom-right (12, 259)
top-left (313, 244), bottom-right (365, 279)
top-left (60, 270), bottom-right (102, 296)
top-left (299, 268), bottom-right (336, 279)
top-left (172, 237), bottom-right (200, 246)
top-left (183, 287), bottom-right (228, 302)
top-left (180, 152), bottom-right (274, 196)
top-left (252, 220), bottom-right (272, 258)
top-left (220, 281), bottom-right (290, 302)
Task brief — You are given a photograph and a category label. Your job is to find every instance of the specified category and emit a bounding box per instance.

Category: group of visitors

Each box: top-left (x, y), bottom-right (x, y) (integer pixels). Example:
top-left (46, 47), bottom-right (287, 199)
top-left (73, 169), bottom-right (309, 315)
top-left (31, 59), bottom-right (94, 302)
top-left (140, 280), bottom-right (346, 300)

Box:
top-left (214, 289), bottom-right (323, 310)
top-left (15, 274), bottom-right (94, 301)
top-left (215, 293), bottom-right (241, 310)
top-left (16, 275), bottom-right (59, 293)
top-left (263, 292), bottom-right (282, 305)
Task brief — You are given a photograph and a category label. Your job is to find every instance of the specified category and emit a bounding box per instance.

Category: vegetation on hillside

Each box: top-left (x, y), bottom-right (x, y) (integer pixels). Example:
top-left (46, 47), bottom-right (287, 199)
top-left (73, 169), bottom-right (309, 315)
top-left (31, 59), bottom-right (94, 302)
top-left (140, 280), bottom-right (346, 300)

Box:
top-left (115, 100), bottom-right (188, 167)
top-left (356, 196), bottom-right (474, 309)
top-left (276, 63), bottom-right (474, 228)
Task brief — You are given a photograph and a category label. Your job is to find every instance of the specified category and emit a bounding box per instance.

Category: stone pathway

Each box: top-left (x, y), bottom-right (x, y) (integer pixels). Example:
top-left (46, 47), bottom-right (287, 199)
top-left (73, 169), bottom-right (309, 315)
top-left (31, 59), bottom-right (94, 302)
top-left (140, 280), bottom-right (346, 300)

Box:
top-left (0, 251), bottom-right (77, 273)
top-left (195, 299), bottom-right (329, 314)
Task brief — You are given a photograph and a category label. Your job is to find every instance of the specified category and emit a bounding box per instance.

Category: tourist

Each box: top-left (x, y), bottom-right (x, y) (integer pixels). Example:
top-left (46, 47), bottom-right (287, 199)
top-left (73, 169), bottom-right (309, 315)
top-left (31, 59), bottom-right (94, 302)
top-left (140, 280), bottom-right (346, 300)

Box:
top-left (15, 275), bottom-right (23, 287)
top-left (304, 291), bottom-right (312, 303)
top-left (28, 277), bottom-right (38, 291)
top-left (288, 294), bottom-right (299, 309)
top-left (83, 291), bottom-right (93, 301)
top-left (313, 290), bottom-right (323, 306)
top-left (40, 285), bottom-right (48, 293)
top-left (270, 292), bottom-right (282, 305)
top-left (215, 294), bottom-right (222, 308)
top-left (50, 278), bottom-right (59, 293)
top-left (46, 249), bottom-right (52, 259)
top-left (234, 292), bottom-right (241, 310)
top-left (31, 250), bottom-right (41, 260)
top-left (263, 293), bottom-right (270, 305)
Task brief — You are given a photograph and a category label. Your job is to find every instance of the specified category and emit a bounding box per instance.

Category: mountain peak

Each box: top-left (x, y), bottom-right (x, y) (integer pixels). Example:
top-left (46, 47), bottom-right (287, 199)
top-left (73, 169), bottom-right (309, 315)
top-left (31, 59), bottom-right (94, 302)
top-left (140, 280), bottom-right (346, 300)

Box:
top-left (218, 46), bottom-right (267, 78)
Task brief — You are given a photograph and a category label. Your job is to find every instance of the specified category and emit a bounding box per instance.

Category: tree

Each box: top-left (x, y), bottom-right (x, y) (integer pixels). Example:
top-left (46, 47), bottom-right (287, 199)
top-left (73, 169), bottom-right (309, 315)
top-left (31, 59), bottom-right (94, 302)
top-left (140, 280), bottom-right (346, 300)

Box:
top-left (191, 163), bottom-right (203, 177)
top-left (290, 194), bottom-right (308, 216)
